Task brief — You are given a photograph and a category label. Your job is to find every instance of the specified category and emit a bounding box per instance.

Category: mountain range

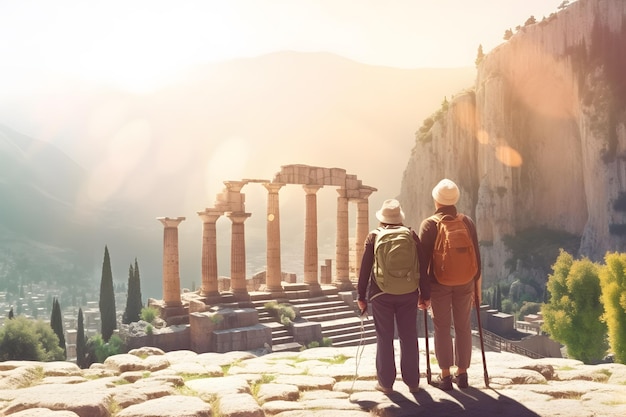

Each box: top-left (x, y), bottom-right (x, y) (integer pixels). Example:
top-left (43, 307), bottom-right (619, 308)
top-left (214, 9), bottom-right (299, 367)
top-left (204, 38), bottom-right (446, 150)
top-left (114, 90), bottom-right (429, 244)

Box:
top-left (0, 52), bottom-right (475, 299)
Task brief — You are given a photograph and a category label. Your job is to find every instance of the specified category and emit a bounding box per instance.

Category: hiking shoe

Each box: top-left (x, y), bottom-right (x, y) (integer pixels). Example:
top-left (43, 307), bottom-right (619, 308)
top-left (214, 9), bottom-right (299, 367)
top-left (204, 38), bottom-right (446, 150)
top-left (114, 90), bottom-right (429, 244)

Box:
top-left (453, 373), bottom-right (469, 388)
top-left (375, 383), bottom-right (393, 394)
top-left (433, 375), bottom-right (453, 391)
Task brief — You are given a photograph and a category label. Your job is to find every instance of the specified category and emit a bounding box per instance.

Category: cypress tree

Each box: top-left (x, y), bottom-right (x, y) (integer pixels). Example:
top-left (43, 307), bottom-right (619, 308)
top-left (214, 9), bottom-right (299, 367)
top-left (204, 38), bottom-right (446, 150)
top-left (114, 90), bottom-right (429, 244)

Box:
top-left (496, 285), bottom-right (502, 311)
top-left (123, 259), bottom-right (143, 324)
top-left (99, 245), bottom-right (117, 342)
top-left (50, 297), bottom-right (66, 359)
top-left (8, 307), bottom-right (14, 319)
top-left (76, 308), bottom-right (88, 368)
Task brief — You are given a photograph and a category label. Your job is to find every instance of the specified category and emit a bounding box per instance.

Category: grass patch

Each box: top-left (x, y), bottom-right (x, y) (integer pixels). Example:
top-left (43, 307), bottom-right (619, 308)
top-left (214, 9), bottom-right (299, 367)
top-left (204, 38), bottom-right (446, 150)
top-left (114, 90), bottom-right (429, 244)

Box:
top-left (318, 354), bottom-right (350, 365)
top-left (112, 379), bottom-right (131, 385)
top-left (180, 373), bottom-right (213, 382)
top-left (251, 374), bottom-right (276, 399)
top-left (221, 359), bottom-right (242, 375)
top-left (176, 384), bottom-right (199, 397)
top-left (107, 399), bottom-right (122, 415)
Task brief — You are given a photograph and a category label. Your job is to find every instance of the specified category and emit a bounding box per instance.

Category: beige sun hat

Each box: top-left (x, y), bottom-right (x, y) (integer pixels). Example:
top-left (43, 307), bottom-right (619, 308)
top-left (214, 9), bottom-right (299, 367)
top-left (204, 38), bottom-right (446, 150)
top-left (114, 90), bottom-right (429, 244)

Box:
top-left (432, 178), bottom-right (460, 206)
top-left (375, 199), bottom-right (405, 224)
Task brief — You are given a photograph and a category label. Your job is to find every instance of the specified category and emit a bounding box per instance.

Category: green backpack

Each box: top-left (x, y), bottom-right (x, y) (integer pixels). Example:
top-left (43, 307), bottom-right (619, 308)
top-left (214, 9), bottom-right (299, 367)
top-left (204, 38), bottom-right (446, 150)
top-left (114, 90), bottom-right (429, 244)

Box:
top-left (372, 226), bottom-right (420, 295)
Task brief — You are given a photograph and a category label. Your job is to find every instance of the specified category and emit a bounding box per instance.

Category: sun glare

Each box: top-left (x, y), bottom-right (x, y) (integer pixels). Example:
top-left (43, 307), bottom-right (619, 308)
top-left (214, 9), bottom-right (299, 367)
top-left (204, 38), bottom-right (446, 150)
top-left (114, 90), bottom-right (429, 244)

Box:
top-left (204, 137), bottom-right (252, 198)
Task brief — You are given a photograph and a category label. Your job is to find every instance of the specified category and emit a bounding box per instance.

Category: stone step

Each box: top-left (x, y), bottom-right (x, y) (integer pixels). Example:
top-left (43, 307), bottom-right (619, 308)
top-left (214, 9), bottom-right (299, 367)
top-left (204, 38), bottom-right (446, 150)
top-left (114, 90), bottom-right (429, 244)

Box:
top-left (248, 287), bottom-right (369, 349)
top-left (331, 335), bottom-right (378, 347)
top-left (300, 310), bottom-right (358, 322)
top-left (319, 316), bottom-right (372, 331)
top-left (321, 321), bottom-right (375, 337)
top-left (273, 335), bottom-right (295, 345)
top-left (295, 301), bottom-right (352, 315)
top-left (326, 327), bottom-right (377, 345)
top-left (271, 341), bottom-right (302, 353)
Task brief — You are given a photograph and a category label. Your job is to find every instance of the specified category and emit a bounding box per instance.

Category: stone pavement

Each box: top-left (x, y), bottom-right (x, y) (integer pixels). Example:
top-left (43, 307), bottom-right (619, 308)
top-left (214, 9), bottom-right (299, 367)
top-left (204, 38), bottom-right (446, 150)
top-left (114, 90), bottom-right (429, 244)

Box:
top-left (1, 339), bottom-right (626, 416)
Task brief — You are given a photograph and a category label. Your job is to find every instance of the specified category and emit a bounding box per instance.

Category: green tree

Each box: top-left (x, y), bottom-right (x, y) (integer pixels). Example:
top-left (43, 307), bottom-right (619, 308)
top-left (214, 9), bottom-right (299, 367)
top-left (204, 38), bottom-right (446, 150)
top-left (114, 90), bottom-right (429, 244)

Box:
top-left (525, 16), bottom-right (537, 26)
top-left (475, 44), bottom-right (485, 66)
top-left (99, 245), bottom-right (117, 342)
top-left (599, 252), bottom-right (626, 363)
top-left (76, 308), bottom-right (88, 369)
top-left (542, 250), bottom-right (608, 363)
top-left (8, 307), bottom-right (14, 319)
top-left (123, 259), bottom-right (143, 324)
top-left (0, 316), bottom-right (65, 361)
top-left (50, 297), bottom-right (66, 359)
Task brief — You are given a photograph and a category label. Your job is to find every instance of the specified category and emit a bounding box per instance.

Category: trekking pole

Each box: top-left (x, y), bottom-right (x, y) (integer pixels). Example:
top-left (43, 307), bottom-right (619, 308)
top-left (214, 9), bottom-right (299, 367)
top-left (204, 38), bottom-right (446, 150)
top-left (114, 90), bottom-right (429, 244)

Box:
top-left (474, 279), bottom-right (489, 388)
top-left (423, 308), bottom-right (432, 384)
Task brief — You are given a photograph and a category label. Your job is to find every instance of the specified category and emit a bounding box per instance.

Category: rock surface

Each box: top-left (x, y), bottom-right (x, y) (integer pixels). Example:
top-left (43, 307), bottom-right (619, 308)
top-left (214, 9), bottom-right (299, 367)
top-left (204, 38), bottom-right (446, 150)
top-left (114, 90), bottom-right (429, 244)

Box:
top-left (1, 341), bottom-right (626, 416)
top-left (399, 0), bottom-right (626, 284)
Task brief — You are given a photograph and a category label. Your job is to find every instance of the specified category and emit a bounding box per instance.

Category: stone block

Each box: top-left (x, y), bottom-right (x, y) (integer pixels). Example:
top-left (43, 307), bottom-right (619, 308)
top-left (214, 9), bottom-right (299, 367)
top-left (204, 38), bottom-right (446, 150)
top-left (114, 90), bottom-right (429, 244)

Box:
top-left (489, 312), bottom-right (515, 335)
top-left (212, 324), bottom-right (272, 353)
top-left (292, 321), bottom-right (322, 346)
top-left (189, 311), bottom-right (219, 353)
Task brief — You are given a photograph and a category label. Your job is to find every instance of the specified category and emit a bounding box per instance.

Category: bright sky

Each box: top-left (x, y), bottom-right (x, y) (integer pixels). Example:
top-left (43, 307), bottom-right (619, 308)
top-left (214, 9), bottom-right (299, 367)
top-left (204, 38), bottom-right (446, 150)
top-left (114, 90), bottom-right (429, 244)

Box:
top-left (1, 0), bottom-right (566, 94)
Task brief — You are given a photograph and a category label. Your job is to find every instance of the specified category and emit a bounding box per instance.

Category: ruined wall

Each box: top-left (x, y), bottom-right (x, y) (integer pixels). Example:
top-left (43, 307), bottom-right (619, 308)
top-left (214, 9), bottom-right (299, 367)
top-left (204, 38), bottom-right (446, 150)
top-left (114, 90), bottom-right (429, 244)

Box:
top-left (400, 0), bottom-right (626, 284)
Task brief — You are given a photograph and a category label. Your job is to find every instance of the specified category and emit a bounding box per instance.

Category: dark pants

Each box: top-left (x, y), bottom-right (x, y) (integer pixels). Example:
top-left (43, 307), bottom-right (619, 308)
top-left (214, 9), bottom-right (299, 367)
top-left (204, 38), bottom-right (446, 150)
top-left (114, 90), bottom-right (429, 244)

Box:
top-left (371, 292), bottom-right (419, 388)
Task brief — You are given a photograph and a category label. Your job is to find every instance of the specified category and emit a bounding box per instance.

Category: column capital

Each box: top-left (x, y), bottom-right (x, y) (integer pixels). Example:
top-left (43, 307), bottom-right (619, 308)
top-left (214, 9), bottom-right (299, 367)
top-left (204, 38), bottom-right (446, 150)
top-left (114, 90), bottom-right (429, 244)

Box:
top-left (303, 184), bottom-right (323, 195)
top-left (226, 212), bottom-right (252, 224)
top-left (358, 187), bottom-right (376, 199)
top-left (157, 217), bottom-right (186, 228)
top-left (223, 180), bottom-right (248, 193)
top-left (336, 188), bottom-right (348, 198)
top-left (197, 208), bottom-right (223, 223)
top-left (263, 182), bottom-right (285, 193)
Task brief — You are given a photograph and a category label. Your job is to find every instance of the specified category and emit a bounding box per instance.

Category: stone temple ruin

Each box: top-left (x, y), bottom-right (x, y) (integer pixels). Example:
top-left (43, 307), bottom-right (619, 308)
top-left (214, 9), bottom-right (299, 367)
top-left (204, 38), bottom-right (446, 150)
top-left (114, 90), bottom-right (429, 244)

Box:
top-left (133, 164), bottom-right (377, 353)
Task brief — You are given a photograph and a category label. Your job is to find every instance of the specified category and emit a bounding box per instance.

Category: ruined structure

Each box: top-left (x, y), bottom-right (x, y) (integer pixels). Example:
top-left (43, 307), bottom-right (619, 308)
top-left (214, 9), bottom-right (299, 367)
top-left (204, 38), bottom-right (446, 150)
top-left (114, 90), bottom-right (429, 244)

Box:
top-left (143, 164), bottom-right (376, 353)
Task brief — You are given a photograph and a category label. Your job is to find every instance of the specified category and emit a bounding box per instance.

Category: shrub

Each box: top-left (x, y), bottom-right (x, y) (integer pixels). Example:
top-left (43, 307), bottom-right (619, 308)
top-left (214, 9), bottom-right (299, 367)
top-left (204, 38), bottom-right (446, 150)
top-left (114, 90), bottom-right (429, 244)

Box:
top-left (87, 334), bottom-right (126, 363)
top-left (518, 302), bottom-right (542, 320)
top-left (0, 316), bottom-right (65, 361)
top-left (141, 306), bottom-right (160, 324)
top-left (542, 251), bottom-right (607, 363)
top-left (265, 302), bottom-right (298, 328)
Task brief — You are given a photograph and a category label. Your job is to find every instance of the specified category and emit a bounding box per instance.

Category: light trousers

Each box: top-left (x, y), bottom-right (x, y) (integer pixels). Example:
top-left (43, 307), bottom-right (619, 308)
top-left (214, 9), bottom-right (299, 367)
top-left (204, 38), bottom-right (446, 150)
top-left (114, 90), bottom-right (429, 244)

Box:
top-left (430, 279), bottom-right (475, 371)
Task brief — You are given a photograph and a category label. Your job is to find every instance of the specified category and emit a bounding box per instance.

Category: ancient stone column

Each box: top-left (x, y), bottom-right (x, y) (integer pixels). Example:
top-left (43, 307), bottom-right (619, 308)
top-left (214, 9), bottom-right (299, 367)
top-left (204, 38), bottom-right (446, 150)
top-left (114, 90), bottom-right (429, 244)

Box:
top-left (303, 185), bottom-right (323, 292)
top-left (263, 182), bottom-right (285, 293)
top-left (335, 189), bottom-right (352, 289)
top-left (197, 208), bottom-right (222, 297)
top-left (355, 188), bottom-right (374, 278)
top-left (157, 217), bottom-right (185, 307)
top-left (226, 211), bottom-right (252, 298)
top-left (223, 180), bottom-right (247, 212)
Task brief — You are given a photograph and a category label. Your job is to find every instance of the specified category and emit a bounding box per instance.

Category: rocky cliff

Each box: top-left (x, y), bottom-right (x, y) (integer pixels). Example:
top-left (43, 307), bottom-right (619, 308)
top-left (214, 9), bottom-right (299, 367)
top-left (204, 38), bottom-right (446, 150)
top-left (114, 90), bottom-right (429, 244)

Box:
top-left (400, 0), bottom-right (626, 286)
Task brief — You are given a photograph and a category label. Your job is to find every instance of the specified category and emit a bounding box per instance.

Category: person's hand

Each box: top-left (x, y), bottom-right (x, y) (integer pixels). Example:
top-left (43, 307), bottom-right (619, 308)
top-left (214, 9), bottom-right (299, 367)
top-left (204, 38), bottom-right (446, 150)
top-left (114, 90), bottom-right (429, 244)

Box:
top-left (418, 298), bottom-right (431, 310)
top-left (357, 300), bottom-right (367, 315)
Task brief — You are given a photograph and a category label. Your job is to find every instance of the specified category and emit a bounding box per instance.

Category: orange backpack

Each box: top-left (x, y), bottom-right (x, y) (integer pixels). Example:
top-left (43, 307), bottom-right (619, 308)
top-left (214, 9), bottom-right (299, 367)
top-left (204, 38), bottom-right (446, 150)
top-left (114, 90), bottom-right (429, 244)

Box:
top-left (432, 214), bottom-right (478, 285)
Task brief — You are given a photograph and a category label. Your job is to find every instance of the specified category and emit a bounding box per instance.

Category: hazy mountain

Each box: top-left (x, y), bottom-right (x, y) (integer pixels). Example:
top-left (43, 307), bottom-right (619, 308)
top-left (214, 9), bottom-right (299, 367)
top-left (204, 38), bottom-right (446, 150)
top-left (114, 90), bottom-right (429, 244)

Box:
top-left (0, 51), bottom-right (475, 299)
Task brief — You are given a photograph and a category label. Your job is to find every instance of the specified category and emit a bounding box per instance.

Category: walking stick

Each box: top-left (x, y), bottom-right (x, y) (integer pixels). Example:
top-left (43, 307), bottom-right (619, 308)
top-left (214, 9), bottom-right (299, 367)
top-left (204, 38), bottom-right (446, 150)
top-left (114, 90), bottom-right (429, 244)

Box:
top-left (474, 279), bottom-right (489, 388)
top-left (423, 308), bottom-right (432, 384)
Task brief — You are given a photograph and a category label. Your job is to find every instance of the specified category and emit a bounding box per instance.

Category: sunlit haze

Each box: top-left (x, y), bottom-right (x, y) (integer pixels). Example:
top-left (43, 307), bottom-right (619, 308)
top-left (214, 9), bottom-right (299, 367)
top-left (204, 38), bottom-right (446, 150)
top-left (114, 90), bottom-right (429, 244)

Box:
top-left (2, 0), bottom-right (563, 93)
top-left (0, 0), bottom-right (569, 291)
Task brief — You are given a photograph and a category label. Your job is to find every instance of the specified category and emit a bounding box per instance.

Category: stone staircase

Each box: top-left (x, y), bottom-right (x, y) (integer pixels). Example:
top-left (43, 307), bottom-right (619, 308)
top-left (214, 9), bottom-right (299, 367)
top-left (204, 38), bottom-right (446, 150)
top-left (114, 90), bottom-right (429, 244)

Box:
top-left (251, 284), bottom-right (377, 351)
